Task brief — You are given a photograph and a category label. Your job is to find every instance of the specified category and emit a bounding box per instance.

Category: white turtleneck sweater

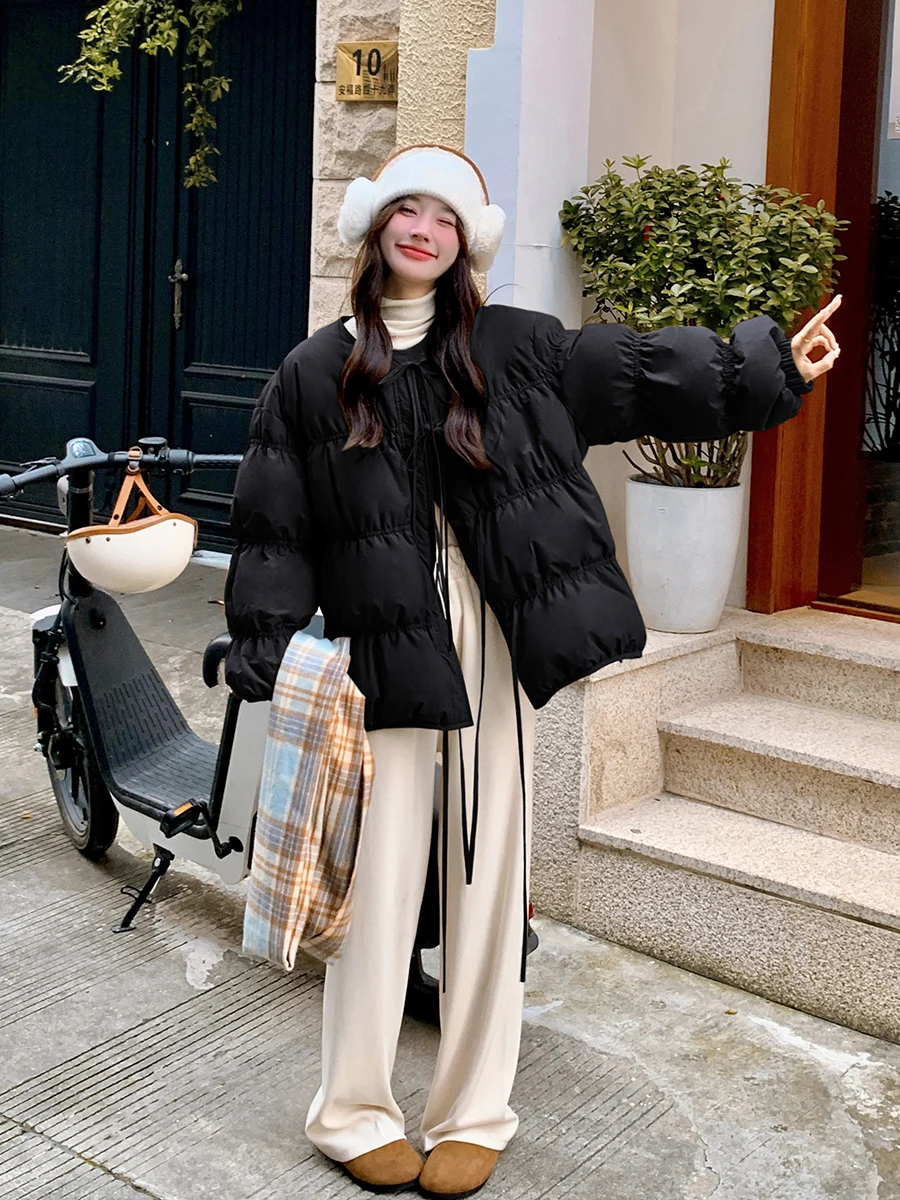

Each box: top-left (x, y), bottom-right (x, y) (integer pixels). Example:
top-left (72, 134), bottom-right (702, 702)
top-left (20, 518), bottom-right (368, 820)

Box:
top-left (344, 289), bottom-right (436, 349)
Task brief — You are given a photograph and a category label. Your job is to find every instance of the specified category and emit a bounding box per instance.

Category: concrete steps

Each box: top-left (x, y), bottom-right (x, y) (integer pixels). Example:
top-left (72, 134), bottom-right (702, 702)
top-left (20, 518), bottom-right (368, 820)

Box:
top-left (578, 793), bottom-right (900, 1042)
top-left (565, 607), bottom-right (900, 1043)
top-left (738, 617), bottom-right (900, 724)
top-left (660, 693), bottom-right (900, 854)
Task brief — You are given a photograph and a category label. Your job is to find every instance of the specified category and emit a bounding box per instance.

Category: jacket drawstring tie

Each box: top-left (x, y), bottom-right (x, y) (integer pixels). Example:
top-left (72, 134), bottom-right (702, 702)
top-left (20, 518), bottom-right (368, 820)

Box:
top-left (470, 532), bottom-right (487, 887)
top-left (404, 363), bottom-right (524, 990)
top-left (509, 606), bottom-right (529, 983)
top-left (403, 367), bottom-right (459, 994)
top-left (429, 417), bottom-right (481, 994)
top-left (403, 371), bottom-right (422, 536)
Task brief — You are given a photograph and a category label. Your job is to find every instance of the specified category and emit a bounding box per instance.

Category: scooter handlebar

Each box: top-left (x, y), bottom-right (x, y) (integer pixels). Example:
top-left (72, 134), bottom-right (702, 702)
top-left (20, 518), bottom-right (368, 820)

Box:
top-left (0, 461), bottom-right (64, 497)
top-left (0, 449), bottom-right (243, 498)
top-left (189, 454), bottom-right (245, 469)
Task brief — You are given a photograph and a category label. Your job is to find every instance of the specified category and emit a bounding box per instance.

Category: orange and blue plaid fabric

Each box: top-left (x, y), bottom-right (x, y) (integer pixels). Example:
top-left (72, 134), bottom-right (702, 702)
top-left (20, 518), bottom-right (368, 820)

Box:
top-left (242, 630), bottom-right (373, 969)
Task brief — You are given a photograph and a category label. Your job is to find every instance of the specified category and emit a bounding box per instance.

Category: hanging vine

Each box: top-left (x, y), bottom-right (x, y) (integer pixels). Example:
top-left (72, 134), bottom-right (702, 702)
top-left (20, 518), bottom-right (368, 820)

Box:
top-left (59, 0), bottom-right (243, 187)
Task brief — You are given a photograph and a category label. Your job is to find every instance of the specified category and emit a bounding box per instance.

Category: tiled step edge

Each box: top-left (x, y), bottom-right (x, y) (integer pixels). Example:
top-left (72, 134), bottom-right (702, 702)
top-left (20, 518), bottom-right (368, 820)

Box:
top-left (579, 793), bottom-right (900, 933)
top-left (658, 693), bottom-right (900, 789)
top-left (734, 611), bottom-right (900, 673)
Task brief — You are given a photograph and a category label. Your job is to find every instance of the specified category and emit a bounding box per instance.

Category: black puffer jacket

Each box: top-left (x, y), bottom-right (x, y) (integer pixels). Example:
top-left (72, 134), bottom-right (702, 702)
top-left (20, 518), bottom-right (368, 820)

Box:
top-left (224, 304), bottom-right (810, 729)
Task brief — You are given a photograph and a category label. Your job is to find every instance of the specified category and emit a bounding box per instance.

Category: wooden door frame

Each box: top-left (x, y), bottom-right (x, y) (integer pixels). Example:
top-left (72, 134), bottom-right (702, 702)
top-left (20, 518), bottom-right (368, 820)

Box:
top-left (747, 0), bottom-right (888, 612)
top-left (819, 0), bottom-right (890, 600)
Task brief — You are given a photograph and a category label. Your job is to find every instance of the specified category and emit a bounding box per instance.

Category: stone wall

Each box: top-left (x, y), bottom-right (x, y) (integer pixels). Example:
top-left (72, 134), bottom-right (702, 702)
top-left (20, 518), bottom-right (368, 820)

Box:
top-left (308, 0), bottom-right (497, 333)
top-left (309, 0), bottom-right (401, 333)
top-left (396, 0), bottom-right (495, 149)
top-left (531, 638), bottom-right (742, 924)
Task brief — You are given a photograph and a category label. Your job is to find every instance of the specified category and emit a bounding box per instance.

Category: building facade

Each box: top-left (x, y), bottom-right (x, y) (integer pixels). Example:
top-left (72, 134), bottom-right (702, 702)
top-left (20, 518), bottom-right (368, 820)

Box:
top-left (2, 0), bottom-right (897, 1040)
top-left (305, 0), bottom-right (900, 1042)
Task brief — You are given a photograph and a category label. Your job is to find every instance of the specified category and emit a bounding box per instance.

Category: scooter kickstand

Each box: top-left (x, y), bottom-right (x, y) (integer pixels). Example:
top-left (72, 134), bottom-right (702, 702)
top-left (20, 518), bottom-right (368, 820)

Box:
top-left (112, 845), bottom-right (175, 932)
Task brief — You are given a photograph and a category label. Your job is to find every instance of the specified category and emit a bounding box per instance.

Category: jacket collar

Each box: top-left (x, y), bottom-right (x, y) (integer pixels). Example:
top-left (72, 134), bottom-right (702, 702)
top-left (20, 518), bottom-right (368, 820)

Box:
top-left (336, 316), bottom-right (434, 384)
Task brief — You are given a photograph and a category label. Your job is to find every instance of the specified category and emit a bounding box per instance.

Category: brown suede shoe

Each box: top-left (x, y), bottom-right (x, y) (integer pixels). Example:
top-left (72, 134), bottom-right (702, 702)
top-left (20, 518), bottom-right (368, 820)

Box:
top-left (340, 1138), bottom-right (425, 1193)
top-left (418, 1141), bottom-right (501, 1199)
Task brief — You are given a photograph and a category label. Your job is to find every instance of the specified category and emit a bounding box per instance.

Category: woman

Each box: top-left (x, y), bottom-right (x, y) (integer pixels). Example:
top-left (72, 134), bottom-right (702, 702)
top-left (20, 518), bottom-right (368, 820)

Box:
top-left (224, 144), bottom-right (840, 1198)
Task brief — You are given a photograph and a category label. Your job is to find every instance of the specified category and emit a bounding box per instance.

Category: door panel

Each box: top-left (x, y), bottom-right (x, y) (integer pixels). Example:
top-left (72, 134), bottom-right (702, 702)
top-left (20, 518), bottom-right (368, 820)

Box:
top-left (0, 0), bottom-right (315, 548)
top-left (0, 3), bottom-right (97, 355)
top-left (0, 0), bottom-right (139, 523)
top-left (164, 0), bottom-right (316, 546)
top-left (189, 3), bottom-right (315, 370)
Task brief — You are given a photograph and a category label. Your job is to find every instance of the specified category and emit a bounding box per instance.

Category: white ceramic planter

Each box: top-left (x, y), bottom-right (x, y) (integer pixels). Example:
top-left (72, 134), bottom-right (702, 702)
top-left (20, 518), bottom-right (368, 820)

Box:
top-left (625, 477), bottom-right (745, 633)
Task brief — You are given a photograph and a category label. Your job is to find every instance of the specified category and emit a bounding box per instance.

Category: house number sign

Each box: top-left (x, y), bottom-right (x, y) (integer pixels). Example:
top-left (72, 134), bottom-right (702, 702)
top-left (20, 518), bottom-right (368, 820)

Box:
top-left (336, 41), bottom-right (399, 102)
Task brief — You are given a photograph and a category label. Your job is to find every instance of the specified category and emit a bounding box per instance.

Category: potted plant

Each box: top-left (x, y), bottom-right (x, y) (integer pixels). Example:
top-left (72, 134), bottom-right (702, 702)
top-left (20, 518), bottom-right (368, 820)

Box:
top-left (864, 191), bottom-right (900, 581)
top-left (560, 155), bottom-right (845, 632)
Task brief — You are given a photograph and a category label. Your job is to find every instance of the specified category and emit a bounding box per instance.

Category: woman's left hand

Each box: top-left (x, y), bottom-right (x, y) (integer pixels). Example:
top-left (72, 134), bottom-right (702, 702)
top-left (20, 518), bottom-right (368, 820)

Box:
top-left (791, 294), bottom-right (842, 382)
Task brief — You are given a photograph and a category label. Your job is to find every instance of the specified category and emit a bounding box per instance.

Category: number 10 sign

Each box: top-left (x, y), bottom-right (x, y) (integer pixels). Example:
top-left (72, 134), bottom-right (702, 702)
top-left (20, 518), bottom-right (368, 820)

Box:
top-left (336, 41), bottom-right (399, 102)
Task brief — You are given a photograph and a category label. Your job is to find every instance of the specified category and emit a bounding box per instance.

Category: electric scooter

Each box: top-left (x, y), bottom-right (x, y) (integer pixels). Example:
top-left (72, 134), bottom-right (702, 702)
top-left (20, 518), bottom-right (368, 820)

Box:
top-left (0, 436), bottom-right (537, 1024)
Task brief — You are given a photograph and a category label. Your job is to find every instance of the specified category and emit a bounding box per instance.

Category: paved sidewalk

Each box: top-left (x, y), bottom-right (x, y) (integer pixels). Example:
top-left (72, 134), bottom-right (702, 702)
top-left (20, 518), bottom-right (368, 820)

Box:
top-left (0, 525), bottom-right (898, 1199)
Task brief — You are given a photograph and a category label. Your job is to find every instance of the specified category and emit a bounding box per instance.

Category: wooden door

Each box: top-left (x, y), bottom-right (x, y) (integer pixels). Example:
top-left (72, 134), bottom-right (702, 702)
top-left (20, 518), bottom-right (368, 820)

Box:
top-left (817, 0), bottom-right (896, 612)
top-left (748, 0), bottom-right (891, 614)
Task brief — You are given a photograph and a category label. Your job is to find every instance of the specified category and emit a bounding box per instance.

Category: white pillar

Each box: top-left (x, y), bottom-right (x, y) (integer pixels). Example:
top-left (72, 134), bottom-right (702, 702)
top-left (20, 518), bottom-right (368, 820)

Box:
top-left (584, 0), bottom-right (775, 606)
top-left (465, 0), bottom-right (776, 613)
top-left (465, 0), bottom-right (596, 326)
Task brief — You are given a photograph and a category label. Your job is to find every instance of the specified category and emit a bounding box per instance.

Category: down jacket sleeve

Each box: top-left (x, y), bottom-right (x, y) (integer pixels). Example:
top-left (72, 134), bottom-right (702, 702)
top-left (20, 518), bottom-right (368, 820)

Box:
top-left (223, 357), bottom-right (319, 702)
top-left (541, 313), bottom-right (813, 446)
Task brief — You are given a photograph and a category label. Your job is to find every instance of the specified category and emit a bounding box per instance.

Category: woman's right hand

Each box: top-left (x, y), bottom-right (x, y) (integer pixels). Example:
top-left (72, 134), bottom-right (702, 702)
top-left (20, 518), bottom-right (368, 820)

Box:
top-left (791, 294), bottom-right (842, 383)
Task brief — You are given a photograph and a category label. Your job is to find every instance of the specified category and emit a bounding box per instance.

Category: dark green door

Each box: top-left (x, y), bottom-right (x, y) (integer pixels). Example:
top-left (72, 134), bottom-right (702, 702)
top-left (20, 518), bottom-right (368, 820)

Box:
top-left (0, 0), bottom-right (315, 547)
top-left (0, 0), bottom-right (141, 524)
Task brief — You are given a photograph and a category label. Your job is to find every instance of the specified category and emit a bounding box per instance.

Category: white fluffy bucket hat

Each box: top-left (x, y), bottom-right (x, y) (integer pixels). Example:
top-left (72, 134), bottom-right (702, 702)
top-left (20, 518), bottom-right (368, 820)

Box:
top-left (337, 144), bottom-right (506, 272)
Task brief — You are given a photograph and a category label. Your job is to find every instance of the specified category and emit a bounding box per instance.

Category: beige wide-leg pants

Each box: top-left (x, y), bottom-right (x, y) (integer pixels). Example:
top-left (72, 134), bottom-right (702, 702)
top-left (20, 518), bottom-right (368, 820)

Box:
top-left (305, 536), bottom-right (536, 1161)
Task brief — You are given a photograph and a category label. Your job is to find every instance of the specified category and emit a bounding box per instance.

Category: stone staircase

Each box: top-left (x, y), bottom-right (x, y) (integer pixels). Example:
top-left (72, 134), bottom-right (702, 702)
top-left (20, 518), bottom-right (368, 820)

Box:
top-left (534, 607), bottom-right (900, 1044)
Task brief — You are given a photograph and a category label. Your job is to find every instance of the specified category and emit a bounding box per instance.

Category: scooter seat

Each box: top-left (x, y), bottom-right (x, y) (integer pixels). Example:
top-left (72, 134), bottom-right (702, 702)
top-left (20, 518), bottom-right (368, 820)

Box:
top-left (62, 588), bottom-right (219, 828)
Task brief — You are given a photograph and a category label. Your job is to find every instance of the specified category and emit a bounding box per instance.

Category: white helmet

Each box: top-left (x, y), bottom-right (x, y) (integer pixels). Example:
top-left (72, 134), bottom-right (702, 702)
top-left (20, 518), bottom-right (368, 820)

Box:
top-left (65, 448), bottom-right (198, 594)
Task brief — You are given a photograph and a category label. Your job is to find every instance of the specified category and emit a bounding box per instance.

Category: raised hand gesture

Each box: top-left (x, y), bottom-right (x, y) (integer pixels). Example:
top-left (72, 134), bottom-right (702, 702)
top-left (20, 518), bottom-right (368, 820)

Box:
top-left (791, 294), bottom-right (842, 383)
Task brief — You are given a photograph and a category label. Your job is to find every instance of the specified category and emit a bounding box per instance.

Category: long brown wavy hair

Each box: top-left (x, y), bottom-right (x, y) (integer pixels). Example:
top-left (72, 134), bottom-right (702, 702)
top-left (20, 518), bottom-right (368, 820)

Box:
top-left (338, 198), bottom-right (492, 471)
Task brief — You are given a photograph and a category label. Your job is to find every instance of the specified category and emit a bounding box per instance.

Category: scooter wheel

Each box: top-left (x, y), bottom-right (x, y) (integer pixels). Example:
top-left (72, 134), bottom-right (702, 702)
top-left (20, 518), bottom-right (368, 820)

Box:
top-left (46, 679), bottom-right (118, 860)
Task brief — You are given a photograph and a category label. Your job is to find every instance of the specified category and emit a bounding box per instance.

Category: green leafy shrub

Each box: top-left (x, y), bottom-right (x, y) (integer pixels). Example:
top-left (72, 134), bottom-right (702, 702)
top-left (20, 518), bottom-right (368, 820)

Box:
top-left (560, 155), bottom-right (846, 486)
top-left (60, 0), bottom-right (242, 188)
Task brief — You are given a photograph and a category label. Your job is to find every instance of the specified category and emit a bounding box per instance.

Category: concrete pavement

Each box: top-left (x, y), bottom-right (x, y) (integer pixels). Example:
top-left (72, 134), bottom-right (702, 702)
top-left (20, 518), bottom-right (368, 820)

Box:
top-left (0, 525), bottom-right (898, 1199)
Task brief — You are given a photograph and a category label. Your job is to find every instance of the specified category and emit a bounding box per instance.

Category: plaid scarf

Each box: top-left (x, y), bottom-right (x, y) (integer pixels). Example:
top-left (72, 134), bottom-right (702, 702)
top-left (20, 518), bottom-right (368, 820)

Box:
top-left (242, 630), bottom-right (373, 969)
